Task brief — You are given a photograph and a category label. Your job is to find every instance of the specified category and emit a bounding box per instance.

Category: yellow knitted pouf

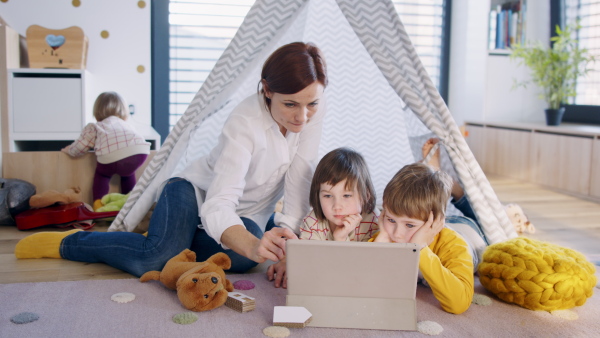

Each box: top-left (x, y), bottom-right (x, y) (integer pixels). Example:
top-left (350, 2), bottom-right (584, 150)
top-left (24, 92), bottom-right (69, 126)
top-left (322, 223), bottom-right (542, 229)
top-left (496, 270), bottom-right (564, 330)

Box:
top-left (478, 237), bottom-right (596, 311)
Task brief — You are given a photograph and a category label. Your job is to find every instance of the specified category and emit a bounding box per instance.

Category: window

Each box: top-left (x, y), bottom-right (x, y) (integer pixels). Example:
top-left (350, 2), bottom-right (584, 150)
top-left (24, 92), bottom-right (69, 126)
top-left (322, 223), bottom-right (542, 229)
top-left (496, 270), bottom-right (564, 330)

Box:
top-left (168, 0), bottom-right (254, 130)
top-left (563, 0), bottom-right (600, 105)
top-left (165, 0), bottom-right (450, 130)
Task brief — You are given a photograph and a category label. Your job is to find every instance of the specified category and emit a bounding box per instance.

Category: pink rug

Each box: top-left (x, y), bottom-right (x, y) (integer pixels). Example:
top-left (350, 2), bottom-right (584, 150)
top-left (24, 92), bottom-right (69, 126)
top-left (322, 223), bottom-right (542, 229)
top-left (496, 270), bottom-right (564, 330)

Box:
top-left (1, 273), bottom-right (598, 337)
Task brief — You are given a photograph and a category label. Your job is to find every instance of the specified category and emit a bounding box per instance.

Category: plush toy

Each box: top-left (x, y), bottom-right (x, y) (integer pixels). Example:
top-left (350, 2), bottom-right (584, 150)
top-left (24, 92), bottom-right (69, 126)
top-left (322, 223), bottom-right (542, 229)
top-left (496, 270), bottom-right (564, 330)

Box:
top-left (504, 203), bottom-right (535, 234)
top-left (140, 249), bottom-right (234, 312)
top-left (95, 193), bottom-right (129, 212)
top-left (29, 187), bottom-right (82, 209)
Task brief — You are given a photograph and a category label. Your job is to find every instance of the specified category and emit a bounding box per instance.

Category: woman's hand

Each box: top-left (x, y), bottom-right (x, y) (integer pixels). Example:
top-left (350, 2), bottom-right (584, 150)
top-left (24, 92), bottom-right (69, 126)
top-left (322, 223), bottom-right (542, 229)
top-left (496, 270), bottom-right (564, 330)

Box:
top-left (221, 225), bottom-right (297, 264)
top-left (410, 211), bottom-right (443, 249)
top-left (251, 227), bottom-right (298, 263)
top-left (267, 258), bottom-right (287, 288)
top-left (373, 209), bottom-right (392, 243)
top-left (332, 214), bottom-right (361, 241)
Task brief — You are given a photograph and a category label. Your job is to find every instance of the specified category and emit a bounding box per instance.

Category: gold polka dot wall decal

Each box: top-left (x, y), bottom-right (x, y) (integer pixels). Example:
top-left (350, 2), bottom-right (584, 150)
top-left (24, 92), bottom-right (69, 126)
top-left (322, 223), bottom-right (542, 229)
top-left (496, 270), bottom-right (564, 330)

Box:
top-left (137, 65), bottom-right (145, 73)
top-left (138, 1), bottom-right (146, 9)
top-left (100, 30), bottom-right (109, 39)
top-left (72, 0), bottom-right (81, 7)
top-left (0, 0), bottom-right (9, 3)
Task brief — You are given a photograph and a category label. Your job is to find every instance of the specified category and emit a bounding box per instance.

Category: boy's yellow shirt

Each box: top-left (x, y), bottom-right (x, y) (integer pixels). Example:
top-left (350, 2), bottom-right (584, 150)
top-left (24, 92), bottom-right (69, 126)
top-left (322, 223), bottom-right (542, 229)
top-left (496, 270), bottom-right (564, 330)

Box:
top-left (369, 227), bottom-right (474, 314)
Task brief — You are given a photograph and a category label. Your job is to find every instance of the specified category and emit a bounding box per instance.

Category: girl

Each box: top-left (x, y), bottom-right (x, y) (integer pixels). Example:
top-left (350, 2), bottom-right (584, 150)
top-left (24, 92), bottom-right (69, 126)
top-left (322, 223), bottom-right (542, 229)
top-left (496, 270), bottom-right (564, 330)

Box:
top-left (16, 42), bottom-right (328, 277)
top-left (302, 147), bottom-right (378, 242)
top-left (61, 92), bottom-right (150, 210)
top-left (268, 147), bottom-right (379, 287)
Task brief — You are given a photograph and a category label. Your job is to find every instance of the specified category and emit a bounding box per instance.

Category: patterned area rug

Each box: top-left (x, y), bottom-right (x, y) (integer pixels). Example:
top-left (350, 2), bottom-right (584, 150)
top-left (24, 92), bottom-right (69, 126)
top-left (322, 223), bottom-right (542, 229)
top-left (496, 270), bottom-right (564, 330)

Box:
top-left (1, 272), bottom-right (598, 337)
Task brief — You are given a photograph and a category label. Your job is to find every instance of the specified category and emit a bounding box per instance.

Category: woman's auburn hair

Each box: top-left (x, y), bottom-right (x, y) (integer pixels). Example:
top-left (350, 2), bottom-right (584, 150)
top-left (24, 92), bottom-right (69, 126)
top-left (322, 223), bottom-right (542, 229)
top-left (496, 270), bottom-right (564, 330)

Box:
top-left (93, 91), bottom-right (128, 121)
top-left (383, 162), bottom-right (453, 222)
top-left (259, 42), bottom-right (328, 110)
top-left (309, 147), bottom-right (376, 222)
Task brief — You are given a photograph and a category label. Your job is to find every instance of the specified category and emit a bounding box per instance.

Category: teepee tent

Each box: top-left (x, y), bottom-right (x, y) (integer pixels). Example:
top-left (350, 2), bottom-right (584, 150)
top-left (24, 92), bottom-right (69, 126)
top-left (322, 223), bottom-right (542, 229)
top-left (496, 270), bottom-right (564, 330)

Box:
top-left (108, 0), bottom-right (518, 244)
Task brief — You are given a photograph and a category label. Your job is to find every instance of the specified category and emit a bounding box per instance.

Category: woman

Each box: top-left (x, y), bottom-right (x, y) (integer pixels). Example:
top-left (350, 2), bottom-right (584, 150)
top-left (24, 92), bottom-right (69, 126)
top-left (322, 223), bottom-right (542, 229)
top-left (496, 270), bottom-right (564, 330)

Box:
top-left (15, 42), bottom-right (328, 277)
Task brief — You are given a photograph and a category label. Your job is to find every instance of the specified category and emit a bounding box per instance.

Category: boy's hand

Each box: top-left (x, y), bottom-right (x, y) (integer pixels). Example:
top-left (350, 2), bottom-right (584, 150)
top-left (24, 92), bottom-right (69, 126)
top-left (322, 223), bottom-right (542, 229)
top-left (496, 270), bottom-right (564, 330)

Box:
top-left (332, 213), bottom-right (361, 241)
top-left (373, 208), bottom-right (392, 242)
top-left (267, 258), bottom-right (287, 288)
top-left (61, 146), bottom-right (70, 153)
top-left (410, 211), bottom-right (443, 249)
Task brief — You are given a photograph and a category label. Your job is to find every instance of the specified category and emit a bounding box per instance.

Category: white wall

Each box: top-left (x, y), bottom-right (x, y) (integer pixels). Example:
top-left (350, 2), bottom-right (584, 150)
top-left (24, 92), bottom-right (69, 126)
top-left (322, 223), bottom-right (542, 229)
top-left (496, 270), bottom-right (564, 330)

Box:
top-left (448, 0), bottom-right (490, 126)
top-left (0, 0), bottom-right (151, 126)
top-left (450, 0), bottom-right (551, 124)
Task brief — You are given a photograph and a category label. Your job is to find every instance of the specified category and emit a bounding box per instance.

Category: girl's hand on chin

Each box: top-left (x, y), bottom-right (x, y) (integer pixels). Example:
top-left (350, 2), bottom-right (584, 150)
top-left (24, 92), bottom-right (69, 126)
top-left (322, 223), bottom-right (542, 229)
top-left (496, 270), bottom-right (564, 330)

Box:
top-left (333, 213), bottom-right (361, 241)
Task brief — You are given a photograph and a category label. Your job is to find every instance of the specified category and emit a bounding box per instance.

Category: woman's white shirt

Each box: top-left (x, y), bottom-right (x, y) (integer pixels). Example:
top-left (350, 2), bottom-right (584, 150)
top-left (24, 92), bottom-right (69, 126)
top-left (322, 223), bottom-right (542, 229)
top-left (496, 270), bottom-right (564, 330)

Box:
top-left (177, 93), bottom-right (325, 248)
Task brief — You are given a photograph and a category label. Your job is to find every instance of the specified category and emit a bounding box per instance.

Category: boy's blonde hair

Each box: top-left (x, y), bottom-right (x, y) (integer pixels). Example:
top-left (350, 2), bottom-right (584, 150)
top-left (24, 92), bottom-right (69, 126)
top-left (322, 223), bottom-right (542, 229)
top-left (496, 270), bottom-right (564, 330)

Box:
top-left (309, 147), bottom-right (375, 222)
top-left (383, 163), bottom-right (453, 222)
top-left (93, 91), bottom-right (128, 121)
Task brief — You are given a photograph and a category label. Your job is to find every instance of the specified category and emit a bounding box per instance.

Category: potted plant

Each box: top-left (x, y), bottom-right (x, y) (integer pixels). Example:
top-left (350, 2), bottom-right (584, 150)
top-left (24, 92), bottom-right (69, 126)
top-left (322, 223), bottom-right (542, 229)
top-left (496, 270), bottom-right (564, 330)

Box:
top-left (510, 24), bottom-right (596, 126)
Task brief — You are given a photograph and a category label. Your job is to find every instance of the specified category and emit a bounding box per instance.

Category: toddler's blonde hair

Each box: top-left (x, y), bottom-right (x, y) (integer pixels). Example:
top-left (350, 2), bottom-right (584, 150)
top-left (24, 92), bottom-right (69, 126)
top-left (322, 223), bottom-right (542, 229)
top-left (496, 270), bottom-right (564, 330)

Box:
top-left (93, 91), bottom-right (128, 121)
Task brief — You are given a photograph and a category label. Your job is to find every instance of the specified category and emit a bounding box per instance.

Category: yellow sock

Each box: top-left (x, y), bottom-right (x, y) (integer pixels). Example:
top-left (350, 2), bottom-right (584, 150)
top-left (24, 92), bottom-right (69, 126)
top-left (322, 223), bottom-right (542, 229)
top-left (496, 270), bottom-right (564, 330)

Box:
top-left (93, 199), bottom-right (103, 211)
top-left (15, 229), bottom-right (82, 259)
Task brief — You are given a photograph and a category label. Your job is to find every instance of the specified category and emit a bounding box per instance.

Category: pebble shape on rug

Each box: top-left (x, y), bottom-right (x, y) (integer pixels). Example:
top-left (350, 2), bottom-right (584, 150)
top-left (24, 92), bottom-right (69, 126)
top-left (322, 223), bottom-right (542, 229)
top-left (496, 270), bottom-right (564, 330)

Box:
top-left (10, 312), bottom-right (40, 324)
top-left (172, 312), bottom-right (199, 325)
top-left (550, 309), bottom-right (579, 320)
top-left (234, 280), bottom-right (256, 290)
top-left (262, 326), bottom-right (290, 338)
top-left (471, 293), bottom-right (492, 306)
top-left (111, 292), bottom-right (136, 304)
top-left (417, 321), bottom-right (443, 335)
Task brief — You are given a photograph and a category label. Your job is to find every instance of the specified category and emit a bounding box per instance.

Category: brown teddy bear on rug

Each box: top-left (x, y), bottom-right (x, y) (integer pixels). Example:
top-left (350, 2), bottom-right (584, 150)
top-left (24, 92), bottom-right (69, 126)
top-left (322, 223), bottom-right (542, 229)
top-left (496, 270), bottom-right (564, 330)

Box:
top-left (29, 187), bottom-right (82, 209)
top-left (140, 249), bottom-right (234, 312)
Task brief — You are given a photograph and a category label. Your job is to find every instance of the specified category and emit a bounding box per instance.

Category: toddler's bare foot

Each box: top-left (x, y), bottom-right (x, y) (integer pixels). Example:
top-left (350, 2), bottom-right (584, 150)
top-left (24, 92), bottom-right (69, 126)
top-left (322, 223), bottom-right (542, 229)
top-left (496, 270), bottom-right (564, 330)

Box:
top-left (422, 138), bottom-right (441, 170)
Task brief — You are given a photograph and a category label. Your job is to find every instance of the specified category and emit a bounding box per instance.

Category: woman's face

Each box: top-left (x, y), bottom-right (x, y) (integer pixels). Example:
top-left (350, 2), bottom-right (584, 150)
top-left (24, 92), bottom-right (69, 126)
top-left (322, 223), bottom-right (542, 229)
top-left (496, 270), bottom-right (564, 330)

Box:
top-left (265, 81), bottom-right (324, 135)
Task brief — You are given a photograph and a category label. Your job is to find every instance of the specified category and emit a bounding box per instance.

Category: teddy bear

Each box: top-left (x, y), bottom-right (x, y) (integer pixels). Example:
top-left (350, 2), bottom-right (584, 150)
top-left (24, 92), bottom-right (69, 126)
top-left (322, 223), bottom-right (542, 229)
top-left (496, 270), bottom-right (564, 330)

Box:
top-left (29, 187), bottom-right (82, 209)
top-left (503, 203), bottom-right (535, 234)
top-left (140, 249), bottom-right (234, 312)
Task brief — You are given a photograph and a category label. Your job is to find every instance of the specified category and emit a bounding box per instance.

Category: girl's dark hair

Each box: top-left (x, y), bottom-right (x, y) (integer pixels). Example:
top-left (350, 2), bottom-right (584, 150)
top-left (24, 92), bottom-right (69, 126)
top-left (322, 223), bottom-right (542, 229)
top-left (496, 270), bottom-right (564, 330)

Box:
top-left (309, 147), bottom-right (376, 222)
top-left (259, 42), bottom-right (328, 110)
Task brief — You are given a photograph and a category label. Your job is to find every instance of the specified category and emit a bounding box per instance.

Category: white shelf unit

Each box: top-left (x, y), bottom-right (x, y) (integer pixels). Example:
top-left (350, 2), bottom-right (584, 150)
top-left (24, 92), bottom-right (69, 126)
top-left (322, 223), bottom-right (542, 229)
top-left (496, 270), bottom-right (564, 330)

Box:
top-left (6, 68), bottom-right (91, 152)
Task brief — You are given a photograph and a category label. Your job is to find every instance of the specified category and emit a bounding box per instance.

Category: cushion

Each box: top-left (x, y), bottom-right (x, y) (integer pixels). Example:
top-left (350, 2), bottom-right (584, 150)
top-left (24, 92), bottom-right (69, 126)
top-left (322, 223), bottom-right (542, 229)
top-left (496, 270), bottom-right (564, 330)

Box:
top-left (478, 237), bottom-right (597, 311)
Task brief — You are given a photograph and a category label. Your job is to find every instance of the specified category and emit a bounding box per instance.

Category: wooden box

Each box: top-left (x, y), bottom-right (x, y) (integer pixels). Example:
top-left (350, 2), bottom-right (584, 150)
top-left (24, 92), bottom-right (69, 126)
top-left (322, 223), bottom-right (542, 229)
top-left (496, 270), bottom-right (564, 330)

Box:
top-left (26, 25), bottom-right (88, 69)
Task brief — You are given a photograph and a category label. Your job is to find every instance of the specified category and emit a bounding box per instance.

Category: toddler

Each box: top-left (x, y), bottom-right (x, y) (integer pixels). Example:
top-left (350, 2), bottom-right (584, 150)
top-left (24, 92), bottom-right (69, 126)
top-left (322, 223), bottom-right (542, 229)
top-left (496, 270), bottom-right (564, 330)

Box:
top-left (62, 92), bottom-right (150, 209)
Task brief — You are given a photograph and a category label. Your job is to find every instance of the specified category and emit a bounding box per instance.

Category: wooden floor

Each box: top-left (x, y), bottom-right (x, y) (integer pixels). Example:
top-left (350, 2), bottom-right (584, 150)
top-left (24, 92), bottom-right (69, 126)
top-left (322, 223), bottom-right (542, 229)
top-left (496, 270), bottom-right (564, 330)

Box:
top-left (1, 174), bottom-right (599, 284)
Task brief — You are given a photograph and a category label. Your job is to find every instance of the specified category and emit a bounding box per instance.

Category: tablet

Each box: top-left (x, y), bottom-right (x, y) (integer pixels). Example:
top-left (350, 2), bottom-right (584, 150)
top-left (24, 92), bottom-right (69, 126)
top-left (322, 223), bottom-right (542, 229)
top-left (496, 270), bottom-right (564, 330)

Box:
top-left (286, 240), bottom-right (420, 330)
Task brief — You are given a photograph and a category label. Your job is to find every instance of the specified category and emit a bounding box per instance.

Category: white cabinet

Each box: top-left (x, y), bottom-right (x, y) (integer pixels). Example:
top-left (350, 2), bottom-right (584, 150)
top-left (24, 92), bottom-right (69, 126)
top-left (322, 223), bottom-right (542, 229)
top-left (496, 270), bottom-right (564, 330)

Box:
top-left (4, 68), bottom-right (160, 152)
top-left (7, 69), bottom-right (90, 151)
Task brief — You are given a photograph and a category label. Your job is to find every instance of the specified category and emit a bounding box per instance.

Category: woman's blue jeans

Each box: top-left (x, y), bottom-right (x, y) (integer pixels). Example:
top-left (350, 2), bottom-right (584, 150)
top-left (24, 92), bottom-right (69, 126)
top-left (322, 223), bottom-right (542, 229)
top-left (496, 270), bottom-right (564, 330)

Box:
top-left (61, 178), bottom-right (275, 277)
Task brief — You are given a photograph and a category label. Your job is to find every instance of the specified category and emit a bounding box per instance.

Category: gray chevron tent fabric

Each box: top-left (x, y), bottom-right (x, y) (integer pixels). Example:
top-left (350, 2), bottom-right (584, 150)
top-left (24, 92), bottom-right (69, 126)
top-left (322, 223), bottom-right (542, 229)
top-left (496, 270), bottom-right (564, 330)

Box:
top-left (108, 0), bottom-right (518, 244)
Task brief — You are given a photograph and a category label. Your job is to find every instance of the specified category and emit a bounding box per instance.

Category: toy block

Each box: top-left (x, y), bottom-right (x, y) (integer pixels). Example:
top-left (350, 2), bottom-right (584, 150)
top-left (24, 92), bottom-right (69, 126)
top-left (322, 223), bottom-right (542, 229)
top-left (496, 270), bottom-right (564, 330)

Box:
top-left (273, 306), bottom-right (312, 328)
top-left (225, 292), bottom-right (255, 313)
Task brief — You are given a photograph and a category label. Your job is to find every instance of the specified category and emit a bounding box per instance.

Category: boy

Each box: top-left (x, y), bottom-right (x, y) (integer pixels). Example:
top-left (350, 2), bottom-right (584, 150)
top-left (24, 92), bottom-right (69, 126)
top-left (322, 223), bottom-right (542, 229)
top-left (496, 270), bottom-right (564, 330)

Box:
top-left (371, 139), bottom-right (488, 314)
